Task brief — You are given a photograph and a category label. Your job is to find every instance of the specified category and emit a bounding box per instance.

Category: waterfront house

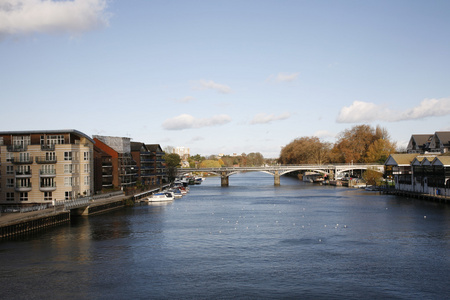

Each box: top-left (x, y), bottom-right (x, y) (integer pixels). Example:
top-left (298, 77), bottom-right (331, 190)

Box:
top-left (0, 130), bottom-right (94, 206)
top-left (385, 153), bottom-right (449, 197)
top-left (406, 131), bottom-right (450, 154)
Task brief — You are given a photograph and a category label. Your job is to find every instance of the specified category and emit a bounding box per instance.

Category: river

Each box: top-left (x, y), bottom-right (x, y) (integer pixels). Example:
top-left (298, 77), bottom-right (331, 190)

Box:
top-left (1, 173), bottom-right (449, 299)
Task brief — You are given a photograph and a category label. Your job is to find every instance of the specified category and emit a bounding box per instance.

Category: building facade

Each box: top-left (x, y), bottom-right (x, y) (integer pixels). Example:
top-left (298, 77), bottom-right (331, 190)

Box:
top-left (407, 131), bottom-right (450, 154)
top-left (93, 135), bottom-right (138, 192)
top-left (0, 130), bottom-right (94, 206)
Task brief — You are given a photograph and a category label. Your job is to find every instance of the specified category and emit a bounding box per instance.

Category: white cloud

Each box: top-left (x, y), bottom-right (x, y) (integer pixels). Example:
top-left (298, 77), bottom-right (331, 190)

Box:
top-left (0, 0), bottom-right (110, 37)
top-left (162, 114), bottom-right (232, 130)
top-left (250, 112), bottom-right (291, 125)
top-left (336, 97), bottom-right (450, 123)
top-left (314, 130), bottom-right (335, 139)
top-left (267, 72), bottom-right (299, 83)
top-left (194, 80), bottom-right (232, 94)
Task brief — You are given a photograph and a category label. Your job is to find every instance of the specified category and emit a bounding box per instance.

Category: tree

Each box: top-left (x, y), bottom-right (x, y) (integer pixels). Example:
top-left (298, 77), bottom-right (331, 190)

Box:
top-left (330, 124), bottom-right (396, 163)
top-left (279, 137), bottom-right (331, 164)
top-left (199, 159), bottom-right (221, 168)
top-left (163, 153), bottom-right (181, 182)
top-left (362, 168), bottom-right (384, 186)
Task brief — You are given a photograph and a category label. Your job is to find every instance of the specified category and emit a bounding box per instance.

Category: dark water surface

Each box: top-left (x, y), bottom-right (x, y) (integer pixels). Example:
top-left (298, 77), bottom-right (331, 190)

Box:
top-left (1, 173), bottom-right (449, 299)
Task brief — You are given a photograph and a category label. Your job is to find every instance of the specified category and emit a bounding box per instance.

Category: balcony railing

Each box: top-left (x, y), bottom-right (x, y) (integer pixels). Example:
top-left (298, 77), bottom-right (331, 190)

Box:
top-left (40, 170), bottom-right (56, 177)
top-left (15, 170), bottom-right (32, 178)
top-left (15, 182), bottom-right (32, 192)
top-left (40, 183), bottom-right (56, 192)
top-left (41, 144), bottom-right (55, 151)
top-left (11, 157), bottom-right (33, 165)
top-left (35, 156), bottom-right (57, 164)
top-left (7, 145), bottom-right (27, 152)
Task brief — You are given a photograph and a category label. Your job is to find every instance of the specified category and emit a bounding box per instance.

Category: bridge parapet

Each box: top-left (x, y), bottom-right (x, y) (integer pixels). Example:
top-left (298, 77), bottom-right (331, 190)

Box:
top-left (177, 164), bottom-right (384, 186)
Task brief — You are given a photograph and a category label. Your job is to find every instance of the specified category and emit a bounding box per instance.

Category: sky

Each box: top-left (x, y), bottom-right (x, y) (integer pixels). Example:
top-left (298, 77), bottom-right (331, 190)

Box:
top-left (1, 0), bottom-right (449, 158)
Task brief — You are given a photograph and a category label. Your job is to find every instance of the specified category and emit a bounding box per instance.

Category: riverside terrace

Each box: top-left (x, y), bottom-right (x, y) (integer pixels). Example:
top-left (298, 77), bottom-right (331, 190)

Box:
top-left (178, 164), bottom-right (384, 187)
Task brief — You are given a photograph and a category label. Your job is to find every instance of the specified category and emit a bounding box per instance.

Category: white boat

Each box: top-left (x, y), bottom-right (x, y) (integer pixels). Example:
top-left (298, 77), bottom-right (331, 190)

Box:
top-left (148, 192), bottom-right (174, 203)
top-left (170, 189), bottom-right (183, 199)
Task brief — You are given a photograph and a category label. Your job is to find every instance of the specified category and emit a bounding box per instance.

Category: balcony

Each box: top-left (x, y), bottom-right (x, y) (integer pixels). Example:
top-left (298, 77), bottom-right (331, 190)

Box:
top-left (15, 182), bottom-right (32, 192)
top-left (40, 170), bottom-right (56, 177)
top-left (7, 145), bottom-right (27, 152)
top-left (35, 156), bottom-right (57, 164)
top-left (15, 170), bottom-right (32, 178)
top-left (40, 183), bottom-right (56, 192)
top-left (11, 157), bottom-right (33, 165)
top-left (41, 144), bottom-right (55, 151)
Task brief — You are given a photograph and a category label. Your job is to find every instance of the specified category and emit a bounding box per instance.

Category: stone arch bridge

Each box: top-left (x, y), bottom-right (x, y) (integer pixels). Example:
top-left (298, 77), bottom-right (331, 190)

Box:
top-left (178, 164), bottom-right (384, 186)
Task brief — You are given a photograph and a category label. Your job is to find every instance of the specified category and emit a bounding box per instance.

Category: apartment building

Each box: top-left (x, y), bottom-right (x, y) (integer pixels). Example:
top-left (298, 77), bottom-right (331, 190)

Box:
top-left (407, 131), bottom-right (450, 154)
top-left (93, 135), bottom-right (138, 192)
top-left (0, 130), bottom-right (94, 206)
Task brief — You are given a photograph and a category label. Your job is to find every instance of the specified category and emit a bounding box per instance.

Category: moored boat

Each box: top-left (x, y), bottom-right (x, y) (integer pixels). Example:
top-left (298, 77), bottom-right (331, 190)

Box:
top-left (148, 192), bottom-right (174, 203)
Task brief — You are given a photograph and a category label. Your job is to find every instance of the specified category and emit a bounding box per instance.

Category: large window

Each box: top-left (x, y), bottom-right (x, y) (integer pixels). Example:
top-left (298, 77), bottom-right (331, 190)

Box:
top-left (46, 152), bottom-right (56, 161)
top-left (65, 191), bottom-right (72, 200)
top-left (13, 136), bottom-right (30, 147)
top-left (84, 151), bottom-right (91, 161)
top-left (6, 166), bottom-right (14, 175)
top-left (19, 192), bottom-right (28, 201)
top-left (64, 164), bottom-right (73, 174)
top-left (84, 176), bottom-right (90, 186)
top-left (46, 135), bottom-right (65, 145)
top-left (44, 192), bottom-right (52, 201)
top-left (64, 177), bottom-right (73, 187)
top-left (64, 151), bottom-right (72, 161)
top-left (6, 178), bottom-right (14, 188)
top-left (84, 164), bottom-right (90, 173)
top-left (6, 192), bottom-right (14, 201)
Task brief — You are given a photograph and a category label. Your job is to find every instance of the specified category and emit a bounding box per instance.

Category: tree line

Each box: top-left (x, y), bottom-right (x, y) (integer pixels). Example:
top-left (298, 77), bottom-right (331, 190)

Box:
top-left (279, 124), bottom-right (397, 165)
top-left (164, 124), bottom-right (397, 170)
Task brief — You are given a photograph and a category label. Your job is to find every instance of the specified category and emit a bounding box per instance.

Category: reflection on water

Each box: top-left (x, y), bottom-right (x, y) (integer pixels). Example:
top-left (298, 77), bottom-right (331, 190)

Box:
top-left (1, 173), bottom-right (449, 299)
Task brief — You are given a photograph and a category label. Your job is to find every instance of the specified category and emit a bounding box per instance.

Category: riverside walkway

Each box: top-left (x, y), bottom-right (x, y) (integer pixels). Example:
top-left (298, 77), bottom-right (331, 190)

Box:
top-left (178, 164), bottom-right (384, 186)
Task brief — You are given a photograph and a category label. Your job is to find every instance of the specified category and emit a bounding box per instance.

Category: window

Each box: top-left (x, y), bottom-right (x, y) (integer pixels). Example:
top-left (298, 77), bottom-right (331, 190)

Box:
top-left (19, 152), bottom-right (30, 163)
top-left (84, 176), bottom-right (90, 186)
top-left (44, 192), bottom-right (52, 201)
top-left (64, 164), bottom-right (73, 174)
top-left (41, 177), bottom-right (54, 188)
top-left (46, 135), bottom-right (65, 145)
top-left (6, 192), bottom-right (14, 201)
top-left (84, 151), bottom-right (91, 161)
top-left (64, 151), bottom-right (72, 161)
top-left (6, 152), bottom-right (13, 162)
top-left (6, 178), bottom-right (14, 188)
top-left (17, 165), bottom-right (30, 174)
top-left (6, 166), bottom-right (14, 175)
top-left (41, 165), bottom-right (55, 174)
top-left (64, 177), bottom-right (73, 187)
top-left (65, 191), bottom-right (72, 200)
top-left (84, 164), bottom-right (90, 173)
top-left (19, 192), bottom-right (28, 201)
top-left (64, 152), bottom-right (72, 161)
top-left (13, 136), bottom-right (30, 147)
top-left (46, 152), bottom-right (56, 161)
top-left (0, 137), bottom-right (3, 145)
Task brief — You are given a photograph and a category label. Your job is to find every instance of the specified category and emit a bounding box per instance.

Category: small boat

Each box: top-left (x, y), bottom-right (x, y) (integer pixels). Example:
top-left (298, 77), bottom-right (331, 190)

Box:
top-left (148, 192), bottom-right (174, 203)
top-left (170, 189), bottom-right (183, 199)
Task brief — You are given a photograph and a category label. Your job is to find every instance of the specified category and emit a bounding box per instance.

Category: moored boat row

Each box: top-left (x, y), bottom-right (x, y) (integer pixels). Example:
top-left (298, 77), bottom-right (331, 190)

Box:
top-left (147, 185), bottom-right (190, 203)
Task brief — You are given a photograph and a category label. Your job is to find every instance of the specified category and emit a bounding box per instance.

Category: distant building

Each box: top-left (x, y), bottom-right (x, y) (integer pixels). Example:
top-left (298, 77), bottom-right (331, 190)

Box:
top-left (0, 130), bottom-right (94, 206)
top-left (174, 146), bottom-right (190, 160)
top-left (407, 131), bottom-right (450, 154)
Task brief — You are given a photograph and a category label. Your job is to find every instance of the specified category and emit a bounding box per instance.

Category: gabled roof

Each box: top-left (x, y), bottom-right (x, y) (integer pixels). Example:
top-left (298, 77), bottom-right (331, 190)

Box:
top-left (130, 142), bottom-right (147, 152)
top-left (407, 134), bottom-right (432, 150)
top-left (435, 131), bottom-right (450, 146)
top-left (146, 144), bottom-right (163, 152)
top-left (385, 154), bottom-right (419, 166)
top-left (432, 156), bottom-right (450, 167)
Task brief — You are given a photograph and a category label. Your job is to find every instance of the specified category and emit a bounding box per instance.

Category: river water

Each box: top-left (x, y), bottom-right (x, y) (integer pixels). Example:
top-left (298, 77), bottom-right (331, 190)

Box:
top-left (1, 173), bottom-right (449, 299)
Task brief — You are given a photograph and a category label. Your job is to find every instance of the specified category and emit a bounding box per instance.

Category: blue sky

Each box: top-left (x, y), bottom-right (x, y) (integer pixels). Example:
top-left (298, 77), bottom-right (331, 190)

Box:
top-left (1, 0), bottom-right (449, 158)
